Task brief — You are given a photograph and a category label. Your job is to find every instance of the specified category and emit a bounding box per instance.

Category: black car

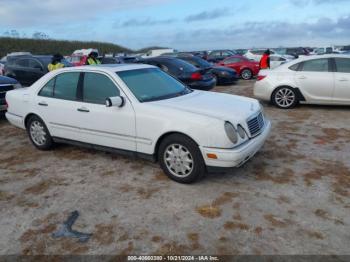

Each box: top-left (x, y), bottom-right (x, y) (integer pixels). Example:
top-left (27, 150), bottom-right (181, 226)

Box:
top-left (140, 56), bottom-right (216, 91)
top-left (4, 55), bottom-right (72, 86)
top-left (99, 56), bottom-right (123, 64)
top-left (0, 75), bottom-right (21, 112)
top-left (175, 55), bottom-right (238, 85)
top-left (207, 50), bottom-right (236, 63)
top-left (190, 51), bottom-right (209, 60)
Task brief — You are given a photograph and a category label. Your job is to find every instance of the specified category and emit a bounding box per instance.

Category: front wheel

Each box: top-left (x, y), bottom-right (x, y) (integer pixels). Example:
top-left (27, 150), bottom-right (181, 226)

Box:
top-left (158, 134), bottom-right (206, 184)
top-left (241, 69), bottom-right (253, 80)
top-left (272, 86), bottom-right (298, 109)
top-left (26, 115), bottom-right (54, 150)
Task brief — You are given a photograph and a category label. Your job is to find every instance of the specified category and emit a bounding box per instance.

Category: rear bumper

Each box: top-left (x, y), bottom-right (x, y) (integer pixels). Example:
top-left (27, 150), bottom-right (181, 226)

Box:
top-left (188, 78), bottom-right (216, 90)
top-left (200, 119), bottom-right (271, 168)
top-left (0, 103), bottom-right (7, 112)
top-left (253, 80), bottom-right (273, 101)
top-left (5, 112), bottom-right (25, 129)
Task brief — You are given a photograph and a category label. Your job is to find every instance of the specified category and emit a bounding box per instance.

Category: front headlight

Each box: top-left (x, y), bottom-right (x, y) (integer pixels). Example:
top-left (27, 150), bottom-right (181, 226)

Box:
top-left (224, 122), bottom-right (238, 144)
top-left (13, 83), bottom-right (22, 89)
top-left (237, 124), bottom-right (246, 139)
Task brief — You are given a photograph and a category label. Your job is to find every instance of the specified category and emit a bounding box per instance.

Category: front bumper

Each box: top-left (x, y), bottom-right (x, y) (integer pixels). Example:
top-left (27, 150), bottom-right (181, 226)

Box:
top-left (200, 119), bottom-right (271, 168)
top-left (217, 75), bottom-right (238, 84)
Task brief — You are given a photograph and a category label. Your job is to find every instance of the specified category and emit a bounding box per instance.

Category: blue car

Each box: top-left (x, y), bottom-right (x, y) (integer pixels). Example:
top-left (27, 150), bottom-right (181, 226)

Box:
top-left (0, 75), bottom-right (21, 112)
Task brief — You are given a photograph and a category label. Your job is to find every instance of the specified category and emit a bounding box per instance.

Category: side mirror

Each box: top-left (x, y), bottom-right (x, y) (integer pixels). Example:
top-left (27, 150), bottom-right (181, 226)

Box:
top-left (106, 96), bottom-right (125, 108)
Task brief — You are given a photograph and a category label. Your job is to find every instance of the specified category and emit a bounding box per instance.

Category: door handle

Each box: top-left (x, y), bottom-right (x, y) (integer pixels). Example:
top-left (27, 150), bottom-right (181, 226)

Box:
top-left (298, 76), bottom-right (307, 80)
top-left (339, 78), bottom-right (349, 82)
top-left (38, 102), bottom-right (48, 106)
top-left (77, 107), bottom-right (90, 113)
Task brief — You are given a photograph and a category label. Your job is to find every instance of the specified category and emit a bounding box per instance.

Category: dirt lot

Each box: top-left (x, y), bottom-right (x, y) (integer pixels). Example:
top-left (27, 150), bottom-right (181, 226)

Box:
top-left (0, 80), bottom-right (349, 255)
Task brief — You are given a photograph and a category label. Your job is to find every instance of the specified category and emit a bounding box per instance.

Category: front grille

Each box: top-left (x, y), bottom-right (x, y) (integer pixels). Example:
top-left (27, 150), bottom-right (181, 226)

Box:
top-left (0, 85), bottom-right (14, 99)
top-left (247, 112), bottom-right (265, 137)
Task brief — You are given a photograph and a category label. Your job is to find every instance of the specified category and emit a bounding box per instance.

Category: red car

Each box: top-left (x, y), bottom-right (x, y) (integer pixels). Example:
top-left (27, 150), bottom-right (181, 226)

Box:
top-left (66, 55), bottom-right (88, 66)
top-left (217, 55), bottom-right (260, 80)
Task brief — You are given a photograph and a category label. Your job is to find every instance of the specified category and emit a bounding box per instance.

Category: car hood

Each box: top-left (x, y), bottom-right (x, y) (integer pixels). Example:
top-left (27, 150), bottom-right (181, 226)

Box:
top-left (0, 76), bottom-right (18, 85)
top-left (152, 90), bottom-right (261, 123)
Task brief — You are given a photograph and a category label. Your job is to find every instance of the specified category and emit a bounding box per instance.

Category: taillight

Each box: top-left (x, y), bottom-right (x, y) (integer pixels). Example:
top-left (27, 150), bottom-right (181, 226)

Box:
top-left (257, 75), bottom-right (267, 81)
top-left (191, 72), bottom-right (202, 81)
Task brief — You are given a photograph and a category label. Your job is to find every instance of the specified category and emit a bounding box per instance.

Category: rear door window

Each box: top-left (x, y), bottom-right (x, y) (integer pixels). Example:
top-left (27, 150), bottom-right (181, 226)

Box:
top-left (39, 78), bottom-right (56, 97)
top-left (335, 58), bottom-right (350, 73)
top-left (28, 59), bottom-right (42, 69)
top-left (54, 72), bottom-right (80, 100)
top-left (15, 59), bottom-right (29, 67)
top-left (83, 72), bottom-right (119, 104)
top-left (300, 59), bottom-right (329, 72)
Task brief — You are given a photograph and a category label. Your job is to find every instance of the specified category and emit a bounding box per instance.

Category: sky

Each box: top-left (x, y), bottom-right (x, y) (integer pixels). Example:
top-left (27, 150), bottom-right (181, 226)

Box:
top-left (0, 0), bottom-right (349, 51)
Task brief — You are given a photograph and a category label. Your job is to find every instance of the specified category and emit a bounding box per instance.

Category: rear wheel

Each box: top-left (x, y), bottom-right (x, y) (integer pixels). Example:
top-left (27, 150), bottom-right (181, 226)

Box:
top-left (241, 69), bottom-right (253, 80)
top-left (158, 134), bottom-right (205, 184)
top-left (272, 86), bottom-right (298, 109)
top-left (26, 115), bottom-right (54, 150)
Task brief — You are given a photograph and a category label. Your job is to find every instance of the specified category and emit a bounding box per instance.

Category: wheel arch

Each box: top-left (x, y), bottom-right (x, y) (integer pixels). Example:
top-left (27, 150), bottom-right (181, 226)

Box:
top-left (24, 113), bottom-right (42, 128)
top-left (154, 131), bottom-right (199, 162)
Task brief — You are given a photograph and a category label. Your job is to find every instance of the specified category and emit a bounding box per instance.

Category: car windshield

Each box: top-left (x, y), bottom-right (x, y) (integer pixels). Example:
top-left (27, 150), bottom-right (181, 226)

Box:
top-left (116, 68), bottom-right (192, 103)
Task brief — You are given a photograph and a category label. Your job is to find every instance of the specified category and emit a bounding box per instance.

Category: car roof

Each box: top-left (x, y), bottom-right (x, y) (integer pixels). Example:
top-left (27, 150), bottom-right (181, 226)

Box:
top-left (58, 63), bottom-right (156, 73)
top-left (293, 54), bottom-right (350, 62)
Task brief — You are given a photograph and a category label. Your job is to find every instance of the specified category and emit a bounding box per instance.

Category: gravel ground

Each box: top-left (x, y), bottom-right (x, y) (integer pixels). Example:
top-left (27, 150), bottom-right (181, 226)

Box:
top-left (0, 80), bottom-right (349, 255)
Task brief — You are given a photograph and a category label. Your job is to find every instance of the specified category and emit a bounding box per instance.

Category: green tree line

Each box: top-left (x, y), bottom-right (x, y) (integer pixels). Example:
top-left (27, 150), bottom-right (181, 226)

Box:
top-left (0, 37), bottom-right (132, 57)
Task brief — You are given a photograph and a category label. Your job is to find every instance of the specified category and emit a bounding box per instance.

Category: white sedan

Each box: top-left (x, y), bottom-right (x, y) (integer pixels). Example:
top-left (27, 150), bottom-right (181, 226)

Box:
top-left (6, 64), bottom-right (271, 183)
top-left (254, 54), bottom-right (350, 109)
top-left (269, 54), bottom-right (294, 69)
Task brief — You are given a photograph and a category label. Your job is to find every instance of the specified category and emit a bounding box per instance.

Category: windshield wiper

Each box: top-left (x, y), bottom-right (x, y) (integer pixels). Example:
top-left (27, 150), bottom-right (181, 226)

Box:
top-left (142, 88), bottom-right (191, 103)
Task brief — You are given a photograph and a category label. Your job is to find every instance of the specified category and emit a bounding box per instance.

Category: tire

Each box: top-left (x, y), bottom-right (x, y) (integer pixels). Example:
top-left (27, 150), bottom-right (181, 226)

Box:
top-left (240, 69), bottom-right (253, 80)
top-left (158, 134), bottom-right (206, 184)
top-left (272, 86), bottom-right (299, 109)
top-left (26, 115), bottom-right (54, 150)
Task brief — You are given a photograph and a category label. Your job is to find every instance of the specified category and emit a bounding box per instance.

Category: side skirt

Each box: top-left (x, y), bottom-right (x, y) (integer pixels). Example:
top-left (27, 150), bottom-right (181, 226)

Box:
top-left (52, 137), bottom-right (156, 162)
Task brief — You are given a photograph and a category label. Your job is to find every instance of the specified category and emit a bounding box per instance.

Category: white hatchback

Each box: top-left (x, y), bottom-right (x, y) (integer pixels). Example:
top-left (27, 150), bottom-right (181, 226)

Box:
top-left (254, 55), bottom-right (350, 109)
top-left (6, 64), bottom-right (271, 183)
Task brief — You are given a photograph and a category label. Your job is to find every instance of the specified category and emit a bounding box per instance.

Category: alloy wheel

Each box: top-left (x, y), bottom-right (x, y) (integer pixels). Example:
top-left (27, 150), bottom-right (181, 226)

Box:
top-left (30, 120), bottom-right (47, 146)
top-left (241, 69), bottom-right (252, 80)
top-left (164, 144), bottom-right (194, 178)
top-left (275, 88), bottom-right (296, 108)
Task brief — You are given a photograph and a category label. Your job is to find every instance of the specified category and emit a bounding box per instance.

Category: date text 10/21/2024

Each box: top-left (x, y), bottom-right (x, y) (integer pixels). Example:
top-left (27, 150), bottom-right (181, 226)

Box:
top-left (127, 256), bottom-right (220, 261)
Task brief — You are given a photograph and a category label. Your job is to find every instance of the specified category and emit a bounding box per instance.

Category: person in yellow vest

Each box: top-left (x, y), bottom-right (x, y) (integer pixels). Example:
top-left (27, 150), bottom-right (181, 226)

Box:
top-left (86, 51), bottom-right (101, 65)
top-left (48, 54), bottom-right (65, 71)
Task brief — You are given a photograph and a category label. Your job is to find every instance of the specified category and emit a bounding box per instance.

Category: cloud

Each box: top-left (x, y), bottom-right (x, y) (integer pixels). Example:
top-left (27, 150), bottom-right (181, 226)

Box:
top-left (290, 0), bottom-right (348, 6)
top-left (0, 0), bottom-right (173, 27)
top-left (115, 18), bottom-right (176, 28)
top-left (185, 8), bottom-right (231, 22)
top-left (133, 14), bottom-right (350, 50)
